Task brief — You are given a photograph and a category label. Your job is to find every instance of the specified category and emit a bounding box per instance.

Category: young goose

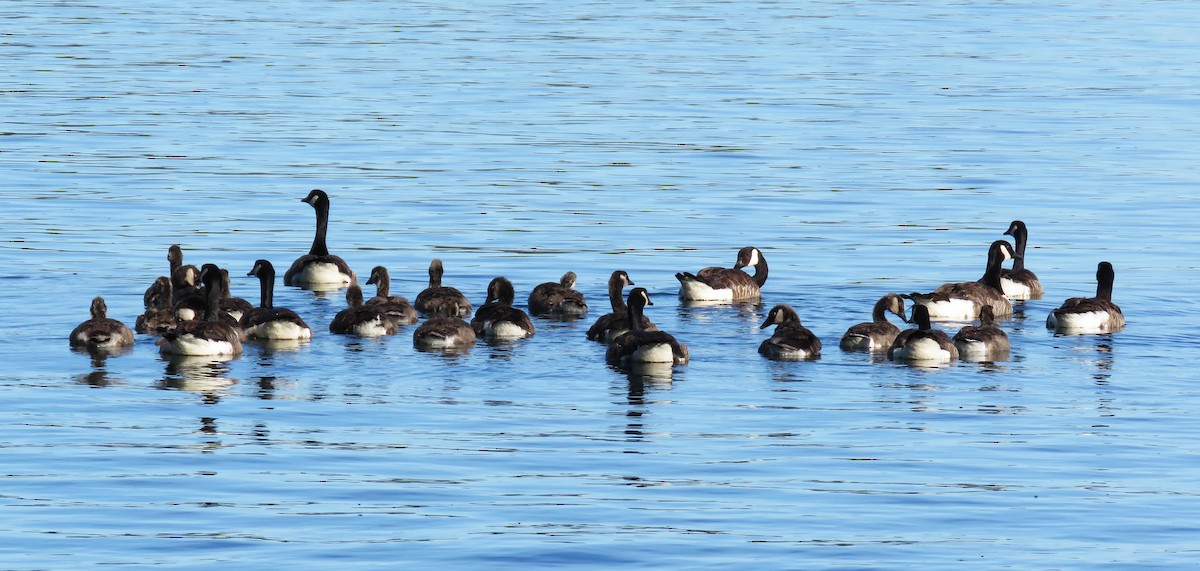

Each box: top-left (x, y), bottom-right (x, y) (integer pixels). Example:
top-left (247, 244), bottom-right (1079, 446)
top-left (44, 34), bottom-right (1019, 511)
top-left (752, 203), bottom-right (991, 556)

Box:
top-left (471, 277), bottom-right (535, 339)
top-left (413, 313), bottom-right (477, 350)
top-left (70, 296), bottom-right (135, 351)
top-left (953, 305), bottom-right (1011, 360)
top-left (675, 246), bottom-right (768, 302)
top-left (607, 288), bottom-right (689, 365)
top-left (364, 265), bottom-right (419, 325)
top-left (136, 276), bottom-right (179, 334)
top-left (1047, 261), bottom-right (1125, 334)
top-left (587, 270), bottom-right (656, 342)
top-left (158, 265), bottom-right (244, 356)
top-left (1000, 220), bottom-right (1044, 300)
top-left (887, 305), bottom-right (959, 363)
top-left (242, 259), bottom-right (313, 340)
top-left (166, 244), bottom-right (200, 305)
top-left (759, 304), bottom-right (822, 361)
top-left (414, 259), bottom-right (472, 317)
top-left (218, 268), bottom-right (254, 323)
top-left (528, 271), bottom-right (588, 316)
top-left (839, 293), bottom-right (908, 351)
top-left (906, 240), bottom-right (1017, 321)
top-left (284, 189), bottom-right (355, 287)
top-left (329, 284), bottom-right (400, 337)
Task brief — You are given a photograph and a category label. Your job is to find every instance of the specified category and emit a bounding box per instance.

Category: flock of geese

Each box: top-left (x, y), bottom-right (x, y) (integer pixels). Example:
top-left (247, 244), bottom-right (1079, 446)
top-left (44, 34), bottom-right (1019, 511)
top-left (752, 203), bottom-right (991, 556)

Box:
top-left (69, 190), bottom-right (1126, 368)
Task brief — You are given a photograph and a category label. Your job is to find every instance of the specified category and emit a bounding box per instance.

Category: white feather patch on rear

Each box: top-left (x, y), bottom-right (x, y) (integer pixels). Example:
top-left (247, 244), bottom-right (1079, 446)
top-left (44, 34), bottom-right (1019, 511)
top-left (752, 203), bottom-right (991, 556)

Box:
top-left (484, 321), bottom-right (529, 339)
top-left (1001, 278), bottom-right (1033, 301)
top-left (246, 320), bottom-right (312, 340)
top-left (630, 342), bottom-right (675, 363)
top-left (1053, 310), bottom-right (1119, 334)
top-left (351, 318), bottom-right (392, 337)
top-left (917, 298), bottom-right (977, 321)
top-left (160, 334), bottom-right (238, 356)
top-left (292, 262), bottom-right (352, 285)
top-left (678, 280), bottom-right (734, 302)
top-left (893, 337), bottom-right (953, 363)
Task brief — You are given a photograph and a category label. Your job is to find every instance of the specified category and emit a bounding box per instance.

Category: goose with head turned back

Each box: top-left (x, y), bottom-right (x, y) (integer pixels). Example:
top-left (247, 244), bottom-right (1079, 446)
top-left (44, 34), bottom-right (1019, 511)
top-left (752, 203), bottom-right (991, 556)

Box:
top-left (158, 264), bottom-right (244, 356)
top-left (676, 246), bottom-right (767, 302)
top-left (471, 277), bottom-right (535, 339)
top-left (887, 304), bottom-right (958, 363)
top-left (587, 270), bottom-right (655, 342)
top-left (1000, 220), bottom-right (1044, 300)
top-left (952, 305), bottom-right (1010, 360)
top-left (528, 271), bottom-right (588, 316)
top-left (284, 189), bottom-right (355, 287)
top-left (906, 240), bottom-right (1017, 321)
top-left (242, 259), bottom-right (313, 340)
top-left (1047, 261), bottom-right (1125, 334)
top-left (414, 259), bottom-right (472, 317)
top-left (606, 288), bottom-right (689, 365)
top-left (413, 309), bottom-right (476, 350)
top-left (759, 304), bottom-right (822, 360)
top-left (329, 284), bottom-right (400, 337)
top-left (839, 293), bottom-right (908, 351)
top-left (364, 265), bottom-right (419, 325)
top-left (70, 296), bottom-right (135, 351)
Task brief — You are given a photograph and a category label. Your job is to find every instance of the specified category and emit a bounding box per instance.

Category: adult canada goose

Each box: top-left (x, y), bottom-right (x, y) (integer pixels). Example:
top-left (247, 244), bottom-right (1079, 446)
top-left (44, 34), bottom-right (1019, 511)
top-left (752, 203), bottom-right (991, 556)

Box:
top-left (284, 189), bottom-right (355, 287)
top-left (1047, 261), bottom-right (1125, 334)
top-left (953, 305), bottom-right (1010, 360)
top-left (839, 293), bottom-right (908, 351)
top-left (471, 277), bottom-right (535, 339)
top-left (414, 259), bottom-right (472, 317)
top-left (758, 304), bottom-right (822, 360)
top-left (906, 240), bottom-right (1017, 321)
top-left (70, 296), bottom-right (134, 351)
top-left (606, 288), bottom-right (689, 365)
top-left (166, 244), bottom-right (200, 304)
top-left (587, 270), bottom-right (655, 342)
top-left (413, 314), bottom-right (477, 350)
top-left (1000, 220), bottom-right (1044, 300)
top-left (242, 259), bottom-right (313, 340)
top-left (218, 268), bottom-right (253, 323)
top-left (158, 265), bottom-right (244, 357)
top-left (528, 271), bottom-right (588, 316)
top-left (136, 276), bottom-right (178, 334)
top-left (364, 266), bottom-right (419, 325)
top-left (675, 246), bottom-right (767, 302)
top-left (887, 305), bottom-right (959, 363)
top-left (329, 283), bottom-right (400, 337)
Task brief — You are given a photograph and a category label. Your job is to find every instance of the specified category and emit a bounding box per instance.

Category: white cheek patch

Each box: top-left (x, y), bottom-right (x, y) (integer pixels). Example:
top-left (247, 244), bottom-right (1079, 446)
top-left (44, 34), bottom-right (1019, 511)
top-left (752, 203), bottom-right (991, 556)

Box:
top-left (746, 249), bottom-right (760, 266)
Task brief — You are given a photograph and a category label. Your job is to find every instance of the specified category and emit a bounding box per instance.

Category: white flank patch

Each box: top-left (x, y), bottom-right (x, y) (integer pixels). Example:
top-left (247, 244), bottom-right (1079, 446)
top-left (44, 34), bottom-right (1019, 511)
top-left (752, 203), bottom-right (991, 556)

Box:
top-left (955, 340), bottom-right (992, 360)
top-left (415, 332), bottom-right (468, 349)
top-left (918, 298), bottom-right (977, 321)
top-left (678, 280), bottom-right (733, 302)
top-left (293, 262), bottom-right (352, 285)
top-left (630, 343), bottom-right (675, 363)
top-left (246, 321), bottom-right (312, 340)
top-left (1054, 311), bottom-right (1116, 334)
top-left (161, 334), bottom-right (238, 356)
top-left (893, 337), bottom-right (953, 363)
top-left (840, 334), bottom-right (874, 351)
top-left (351, 318), bottom-right (392, 337)
top-left (603, 328), bottom-right (631, 343)
top-left (1000, 278), bottom-right (1033, 301)
top-left (486, 321), bottom-right (529, 339)
top-left (764, 345), bottom-right (813, 361)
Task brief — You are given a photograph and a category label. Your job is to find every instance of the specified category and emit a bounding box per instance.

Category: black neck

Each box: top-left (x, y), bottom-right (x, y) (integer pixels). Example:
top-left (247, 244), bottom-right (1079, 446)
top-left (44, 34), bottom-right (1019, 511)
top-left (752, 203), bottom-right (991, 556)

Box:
top-left (609, 278), bottom-right (627, 313)
top-left (750, 257), bottom-right (769, 287)
top-left (203, 279), bottom-right (222, 322)
top-left (309, 200), bottom-right (330, 257)
top-left (257, 268), bottom-right (275, 309)
top-left (626, 297), bottom-right (647, 332)
top-left (980, 244), bottom-right (1007, 291)
top-left (1096, 269), bottom-right (1114, 301)
top-left (914, 307), bottom-right (932, 331)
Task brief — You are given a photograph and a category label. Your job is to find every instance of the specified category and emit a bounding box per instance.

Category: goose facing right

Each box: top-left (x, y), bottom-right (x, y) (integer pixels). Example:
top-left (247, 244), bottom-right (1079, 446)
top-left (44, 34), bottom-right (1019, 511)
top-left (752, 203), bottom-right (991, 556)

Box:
top-left (676, 246), bottom-right (767, 302)
top-left (606, 288), bottom-right (689, 365)
top-left (587, 270), bottom-right (655, 342)
top-left (906, 240), bottom-right (1017, 321)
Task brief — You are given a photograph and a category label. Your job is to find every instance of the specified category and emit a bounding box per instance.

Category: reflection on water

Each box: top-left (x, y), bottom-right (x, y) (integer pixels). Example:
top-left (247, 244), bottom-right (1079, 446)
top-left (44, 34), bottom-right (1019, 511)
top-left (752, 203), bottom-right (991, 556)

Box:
top-left (159, 356), bottom-right (237, 402)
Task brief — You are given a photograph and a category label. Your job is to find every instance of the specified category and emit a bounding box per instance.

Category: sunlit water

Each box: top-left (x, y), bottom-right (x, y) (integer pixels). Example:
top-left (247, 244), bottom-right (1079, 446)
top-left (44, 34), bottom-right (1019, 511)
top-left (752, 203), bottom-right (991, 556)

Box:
top-left (3, 0), bottom-right (1200, 568)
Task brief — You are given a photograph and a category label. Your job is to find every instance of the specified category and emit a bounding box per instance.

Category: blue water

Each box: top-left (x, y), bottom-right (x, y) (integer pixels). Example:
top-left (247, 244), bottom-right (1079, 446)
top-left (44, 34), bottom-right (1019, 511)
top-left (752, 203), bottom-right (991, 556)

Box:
top-left (3, 0), bottom-right (1200, 568)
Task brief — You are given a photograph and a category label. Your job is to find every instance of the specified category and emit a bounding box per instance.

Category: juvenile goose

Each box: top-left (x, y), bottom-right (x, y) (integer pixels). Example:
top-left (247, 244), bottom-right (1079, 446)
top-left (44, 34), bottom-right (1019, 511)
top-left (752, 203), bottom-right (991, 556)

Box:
top-left (675, 246), bottom-right (768, 302)
top-left (887, 305), bottom-right (958, 363)
top-left (607, 288), bottom-right (689, 365)
top-left (166, 244), bottom-right (200, 304)
top-left (414, 259), bottom-right (472, 317)
top-left (471, 277), bottom-right (535, 339)
top-left (136, 276), bottom-right (178, 334)
top-left (528, 271), bottom-right (588, 316)
top-left (364, 265), bottom-right (419, 325)
top-left (1000, 220), bottom-right (1044, 300)
top-left (242, 259), bottom-right (313, 340)
top-left (1047, 261), bottom-right (1125, 334)
top-left (329, 284), bottom-right (400, 337)
top-left (839, 293), bottom-right (908, 351)
top-left (284, 189), bottom-right (355, 287)
top-left (759, 304), bottom-right (822, 361)
top-left (587, 270), bottom-right (655, 342)
top-left (70, 296), bottom-right (134, 351)
top-left (953, 305), bottom-right (1011, 360)
top-left (906, 240), bottom-right (1017, 321)
top-left (218, 268), bottom-right (253, 323)
top-left (413, 312), bottom-right (477, 350)
top-left (158, 265), bottom-right (244, 357)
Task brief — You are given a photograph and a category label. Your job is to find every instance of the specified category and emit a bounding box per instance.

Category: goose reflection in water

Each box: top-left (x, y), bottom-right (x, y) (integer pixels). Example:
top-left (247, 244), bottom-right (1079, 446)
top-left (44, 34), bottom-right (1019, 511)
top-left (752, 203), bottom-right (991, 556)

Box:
top-left (159, 355), bottom-right (237, 403)
top-left (74, 353), bottom-right (125, 387)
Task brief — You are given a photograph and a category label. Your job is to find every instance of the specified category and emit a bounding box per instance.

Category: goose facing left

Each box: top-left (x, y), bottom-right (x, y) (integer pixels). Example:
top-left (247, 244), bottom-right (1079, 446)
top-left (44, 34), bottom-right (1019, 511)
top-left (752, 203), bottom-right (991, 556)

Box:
top-left (364, 265), bottom-right (419, 325)
top-left (284, 189), bottom-right (355, 288)
top-left (70, 296), bottom-right (134, 351)
top-left (242, 259), bottom-right (313, 340)
top-left (1000, 220), bottom-right (1044, 300)
top-left (158, 265), bottom-right (244, 357)
top-left (758, 304), bottom-right (822, 361)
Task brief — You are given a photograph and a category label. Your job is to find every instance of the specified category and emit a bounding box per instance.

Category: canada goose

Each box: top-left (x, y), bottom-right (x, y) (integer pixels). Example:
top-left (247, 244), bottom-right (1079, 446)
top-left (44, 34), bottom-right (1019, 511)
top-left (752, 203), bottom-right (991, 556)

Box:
top-left (471, 277), bottom-right (535, 339)
top-left (329, 283), bottom-right (400, 337)
top-left (906, 240), bottom-right (1017, 321)
top-left (136, 276), bottom-right (178, 334)
top-left (242, 259), bottom-right (313, 340)
top-left (839, 293), bottom-right (908, 351)
top-left (1047, 261), bottom-right (1125, 334)
top-left (606, 288), bottom-right (689, 365)
top-left (413, 314), bottom-right (477, 350)
top-left (166, 244), bottom-right (200, 305)
top-left (953, 305), bottom-right (1011, 360)
top-left (528, 271), bottom-right (588, 316)
top-left (284, 189), bottom-right (355, 287)
top-left (218, 268), bottom-right (253, 323)
top-left (759, 304), bottom-right (822, 360)
top-left (70, 296), bottom-right (134, 351)
top-left (158, 265), bottom-right (244, 356)
top-left (887, 305), bottom-right (958, 363)
top-left (414, 259), bottom-right (472, 317)
top-left (364, 265), bottom-right (419, 325)
top-left (1000, 220), bottom-right (1044, 300)
top-left (675, 246), bottom-right (767, 302)
top-left (587, 270), bottom-right (655, 342)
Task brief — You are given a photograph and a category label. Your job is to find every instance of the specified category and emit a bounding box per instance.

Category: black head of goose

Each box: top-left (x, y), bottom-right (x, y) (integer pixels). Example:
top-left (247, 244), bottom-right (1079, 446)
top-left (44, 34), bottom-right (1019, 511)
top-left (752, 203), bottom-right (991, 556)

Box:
top-left (528, 271), bottom-right (588, 317)
top-left (471, 276), bottom-right (535, 339)
top-left (887, 304), bottom-right (958, 363)
top-left (675, 246), bottom-right (767, 302)
top-left (906, 240), bottom-right (1017, 321)
top-left (758, 304), bottom-right (822, 361)
top-left (953, 305), bottom-right (1011, 360)
top-left (70, 296), bottom-right (135, 352)
top-left (606, 288), bottom-right (689, 366)
top-left (242, 259), bottom-right (313, 340)
top-left (1000, 220), bottom-right (1044, 300)
top-left (283, 189), bottom-right (355, 288)
top-left (364, 265), bottom-right (419, 325)
top-left (1047, 261), bottom-right (1125, 334)
top-left (414, 259), bottom-right (472, 317)
top-left (329, 283), bottom-right (400, 337)
top-left (136, 276), bottom-right (179, 334)
top-left (158, 264), bottom-right (244, 357)
top-left (587, 270), bottom-right (656, 342)
top-left (839, 293), bottom-right (907, 352)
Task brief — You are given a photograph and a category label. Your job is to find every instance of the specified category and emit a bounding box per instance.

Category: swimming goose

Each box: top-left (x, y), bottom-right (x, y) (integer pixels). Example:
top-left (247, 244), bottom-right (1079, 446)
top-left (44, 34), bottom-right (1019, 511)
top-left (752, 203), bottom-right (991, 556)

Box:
top-left (242, 259), bottom-right (313, 340)
top-left (218, 268), bottom-right (253, 323)
top-left (284, 189), bottom-right (355, 287)
top-left (839, 293), bottom-right (908, 351)
top-left (675, 246), bottom-right (767, 302)
top-left (1047, 261), bottom-right (1125, 334)
top-left (906, 240), bottom-right (1017, 321)
top-left (414, 259), bottom-right (472, 317)
top-left (364, 265), bottom-right (419, 325)
top-left (887, 304), bottom-right (958, 363)
top-left (158, 265), bottom-right (244, 357)
top-left (1000, 220), bottom-right (1044, 300)
top-left (758, 304), bottom-right (822, 360)
top-left (606, 288), bottom-right (689, 365)
top-left (70, 296), bottom-right (134, 351)
top-left (329, 283), bottom-right (400, 337)
top-left (528, 271), bottom-right (588, 316)
top-left (471, 277), bottom-right (535, 339)
top-left (166, 244), bottom-right (200, 305)
top-left (952, 305), bottom-right (1011, 360)
top-left (587, 270), bottom-right (655, 342)
top-left (136, 276), bottom-right (178, 334)
top-left (413, 312), bottom-right (477, 350)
